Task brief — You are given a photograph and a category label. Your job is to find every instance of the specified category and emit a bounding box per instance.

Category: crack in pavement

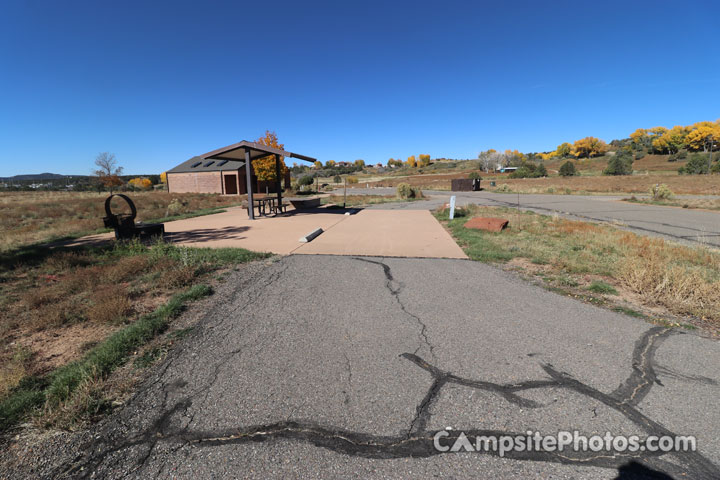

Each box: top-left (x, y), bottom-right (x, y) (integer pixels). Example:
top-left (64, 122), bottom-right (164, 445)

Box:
top-left (353, 257), bottom-right (436, 360)
top-left (57, 325), bottom-right (720, 479)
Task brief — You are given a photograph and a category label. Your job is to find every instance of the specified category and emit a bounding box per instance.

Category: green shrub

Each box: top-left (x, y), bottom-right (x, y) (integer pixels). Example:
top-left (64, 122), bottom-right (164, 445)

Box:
top-left (347, 176), bottom-right (359, 184)
top-left (508, 162), bottom-right (546, 179)
top-left (558, 161), bottom-right (577, 177)
top-left (603, 153), bottom-right (633, 175)
top-left (468, 171), bottom-right (482, 180)
top-left (298, 175), bottom-right (314, 186)
top-left (333, 175), bottom-right (342, 183)
top-left (678, 153), bottom-right (712, 175)
top-left (396, 183), bottom-right (414, 199)
top-left (650, 184), bottom-right (673, 200)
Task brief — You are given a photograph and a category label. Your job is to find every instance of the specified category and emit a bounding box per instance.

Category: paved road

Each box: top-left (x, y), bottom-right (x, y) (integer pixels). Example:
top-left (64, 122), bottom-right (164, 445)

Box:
top-left (342, 188), bottom-right (720, 248)
top-left (13, 255), bottom-right (720, 479)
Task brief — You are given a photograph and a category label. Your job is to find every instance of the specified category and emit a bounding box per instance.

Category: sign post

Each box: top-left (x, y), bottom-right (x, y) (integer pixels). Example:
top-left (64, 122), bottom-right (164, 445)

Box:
top-left (449, 195), bottom-right (456, 220)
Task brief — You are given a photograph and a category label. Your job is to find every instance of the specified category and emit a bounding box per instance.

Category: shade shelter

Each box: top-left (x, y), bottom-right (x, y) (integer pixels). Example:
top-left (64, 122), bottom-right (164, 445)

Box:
top-left (200, 141), bottom-right (316, 220)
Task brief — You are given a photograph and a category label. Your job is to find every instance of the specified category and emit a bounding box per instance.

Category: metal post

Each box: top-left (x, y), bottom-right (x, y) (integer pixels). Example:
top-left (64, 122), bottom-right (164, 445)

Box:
top-left (275, 154), bottom-right (282, 212)
top-left (708, 135), bottom-right (714, 173)
top-left (343, 176), bottom-right (347, 208)
top-left (245, 149), bottom-right (254, 220)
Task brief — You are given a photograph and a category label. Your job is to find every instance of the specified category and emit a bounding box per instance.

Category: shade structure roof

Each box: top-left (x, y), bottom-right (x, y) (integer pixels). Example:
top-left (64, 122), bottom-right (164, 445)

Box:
top-left (201, 140), bottom-right (316, 163)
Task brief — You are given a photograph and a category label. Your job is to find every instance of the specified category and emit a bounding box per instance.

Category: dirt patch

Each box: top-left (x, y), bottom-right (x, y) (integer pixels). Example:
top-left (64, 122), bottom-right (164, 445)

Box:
top-left (16, 322), bottom-right (119, 374)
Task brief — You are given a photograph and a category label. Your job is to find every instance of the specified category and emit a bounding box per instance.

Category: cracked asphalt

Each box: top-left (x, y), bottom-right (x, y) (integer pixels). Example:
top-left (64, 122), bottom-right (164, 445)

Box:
top-left (8, 255), bottom-right (720, 479)
top-left (344, 188), bottom-right (720, 248)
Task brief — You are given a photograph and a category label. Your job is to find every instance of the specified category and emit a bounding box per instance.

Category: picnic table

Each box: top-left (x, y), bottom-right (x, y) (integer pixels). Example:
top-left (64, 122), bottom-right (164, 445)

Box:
top-left (253, 197), bottom-right (287, 216)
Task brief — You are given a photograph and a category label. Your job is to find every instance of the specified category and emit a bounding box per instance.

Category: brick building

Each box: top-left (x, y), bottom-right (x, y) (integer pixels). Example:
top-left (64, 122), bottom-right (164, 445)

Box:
top-left (166, 155), bottom-right (291, 195)
top-left (166, 140), bottom-right (316, 220)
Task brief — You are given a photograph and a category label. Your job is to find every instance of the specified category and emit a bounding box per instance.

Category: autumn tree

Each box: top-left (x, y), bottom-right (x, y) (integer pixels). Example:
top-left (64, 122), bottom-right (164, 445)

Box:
top-left (406, 155), bottom-right (417, 167)
top-left (93, 152), bottom-right (123, 193)
top-left (418, 154), bottom-right (431, 167)
top-left (129, 177), bottom-right (152, 190)
top-left (555, 142), bottom-right (572, 158)
top-left (325, 160), bottom-right (336, 168)
top-left (313, 161), bottom-right (322, 168)
top-left (684, 121), bottom-right (720, 152)
top-left (652, 126), bottom-right (688, 154)
top-left (253, 130), bottom-right (288, 182)
top-left (572, 137), bottom-right (607, 158)
top-left (354, 159), bottom-right (365, 168)
top-left (159, 172), bottom-right (167, 184)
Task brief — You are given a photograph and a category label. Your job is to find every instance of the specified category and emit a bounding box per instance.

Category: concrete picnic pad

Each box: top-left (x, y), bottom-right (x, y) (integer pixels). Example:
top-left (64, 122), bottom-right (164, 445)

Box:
top-left (68, 206), bottom-right (467, 259)
top-left (293, 209), bottom-right (466, 258)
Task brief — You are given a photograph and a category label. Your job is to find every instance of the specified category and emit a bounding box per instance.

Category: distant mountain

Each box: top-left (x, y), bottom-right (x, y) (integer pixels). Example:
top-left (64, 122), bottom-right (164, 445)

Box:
top-left (0, 172), bottom-right (69, 181)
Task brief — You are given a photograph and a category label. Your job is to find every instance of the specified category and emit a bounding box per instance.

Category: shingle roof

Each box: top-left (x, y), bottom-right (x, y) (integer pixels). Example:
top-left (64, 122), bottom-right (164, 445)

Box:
top-left (166, 156), bottom-right (245, 174)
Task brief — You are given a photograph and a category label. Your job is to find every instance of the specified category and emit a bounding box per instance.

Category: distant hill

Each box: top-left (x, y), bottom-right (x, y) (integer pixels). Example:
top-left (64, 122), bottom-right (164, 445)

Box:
top-left (0, 172), bottom-right (70, 181)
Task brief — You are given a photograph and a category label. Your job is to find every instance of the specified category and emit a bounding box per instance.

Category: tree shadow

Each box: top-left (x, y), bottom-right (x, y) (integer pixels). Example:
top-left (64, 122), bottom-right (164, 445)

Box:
top-left (164, 225), bottom-right (251, 244)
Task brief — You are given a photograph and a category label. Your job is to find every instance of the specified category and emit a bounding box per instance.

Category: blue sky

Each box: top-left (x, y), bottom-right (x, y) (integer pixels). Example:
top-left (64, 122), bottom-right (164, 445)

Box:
top-left (1, 0), bottom-right (719, 176)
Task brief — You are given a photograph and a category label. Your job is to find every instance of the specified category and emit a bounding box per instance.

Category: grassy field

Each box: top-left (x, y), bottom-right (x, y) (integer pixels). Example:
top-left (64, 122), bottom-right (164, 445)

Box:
top-left (484, 174), bottom-right (720, 195)
top-left (436, 205), bottom-right (720, 331)
top-left (356, 154), bottom-right (719, 195)
top-left (320, 194), bottom-right (422, 207)
top-left (0, 239), bottom-right (268, 431)
top-left (0, 191), bottom-right (243, 252)
top-left (0, 191), bottom-right (270, 432)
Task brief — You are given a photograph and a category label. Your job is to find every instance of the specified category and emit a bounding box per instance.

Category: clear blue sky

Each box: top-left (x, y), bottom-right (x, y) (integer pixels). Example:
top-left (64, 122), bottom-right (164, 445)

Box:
top-left (1, 0), bottom-right (718, 176)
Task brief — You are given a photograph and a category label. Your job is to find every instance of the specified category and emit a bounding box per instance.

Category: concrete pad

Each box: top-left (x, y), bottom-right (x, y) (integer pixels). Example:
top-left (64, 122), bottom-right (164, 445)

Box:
top-left (66, 206), bottom-right (466, 259)
top-left (294, 209), bottom-right (467, 258)
top-left (162, 207), bottom-right (348, 254)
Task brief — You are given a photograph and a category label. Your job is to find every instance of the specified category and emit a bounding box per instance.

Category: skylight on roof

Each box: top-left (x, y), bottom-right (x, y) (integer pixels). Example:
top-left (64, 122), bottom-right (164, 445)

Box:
top-left (217, 160), bottom-right (228, 166)
top-left (203, 161), bottom-right (215, 167)
top-left (191, 161), bottom-right (202, 168)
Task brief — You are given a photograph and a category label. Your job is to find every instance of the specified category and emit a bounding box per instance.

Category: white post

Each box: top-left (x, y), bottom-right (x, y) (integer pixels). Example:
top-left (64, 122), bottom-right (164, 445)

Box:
top-left (449, 195), bottom-right (456, 220)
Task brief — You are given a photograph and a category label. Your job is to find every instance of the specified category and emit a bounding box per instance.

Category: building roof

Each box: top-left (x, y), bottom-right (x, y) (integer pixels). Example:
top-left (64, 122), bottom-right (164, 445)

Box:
top-left (167, 140), bottom-right (317, 174)
top-left (201, 140), bottom-right (316, 163)
top-left (167, 156), bottom-right (246, 174)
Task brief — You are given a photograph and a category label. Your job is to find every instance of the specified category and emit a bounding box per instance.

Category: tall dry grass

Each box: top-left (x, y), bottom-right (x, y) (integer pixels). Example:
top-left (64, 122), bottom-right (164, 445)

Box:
top-left (0, 191), bottom-right (242, 252)
top-left (440, 206), bottom-right (720, 325)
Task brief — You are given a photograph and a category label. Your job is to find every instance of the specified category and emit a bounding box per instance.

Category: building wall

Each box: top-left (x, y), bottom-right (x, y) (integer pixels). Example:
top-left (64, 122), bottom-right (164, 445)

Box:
top-left (167, 168), bottom-right (291, 195)
top-left (167, 172), bottom-right (222, 194)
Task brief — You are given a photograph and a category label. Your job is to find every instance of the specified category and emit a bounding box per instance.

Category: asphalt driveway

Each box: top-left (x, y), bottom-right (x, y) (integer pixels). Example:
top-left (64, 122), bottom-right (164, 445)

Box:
top-left (346, 188), bottom-right (720, 248)
top-left (12, 255), bottom-right (720, 479)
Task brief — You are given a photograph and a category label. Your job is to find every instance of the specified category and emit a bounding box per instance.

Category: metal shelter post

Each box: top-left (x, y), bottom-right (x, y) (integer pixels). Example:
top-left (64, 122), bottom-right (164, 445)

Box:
top-left (275, 154), bottom-right (282, 211)
top-left (245, 148), bottom-right (255, 220)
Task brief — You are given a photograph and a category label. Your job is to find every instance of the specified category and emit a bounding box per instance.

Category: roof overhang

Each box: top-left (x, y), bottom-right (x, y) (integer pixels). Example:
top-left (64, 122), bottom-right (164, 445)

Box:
top-left (201, 140), bottom-right (316, 163)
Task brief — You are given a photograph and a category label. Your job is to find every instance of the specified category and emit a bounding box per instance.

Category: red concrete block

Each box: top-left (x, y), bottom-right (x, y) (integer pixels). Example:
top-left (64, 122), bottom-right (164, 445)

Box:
top-left (464, 217), bottom-right (509, 232)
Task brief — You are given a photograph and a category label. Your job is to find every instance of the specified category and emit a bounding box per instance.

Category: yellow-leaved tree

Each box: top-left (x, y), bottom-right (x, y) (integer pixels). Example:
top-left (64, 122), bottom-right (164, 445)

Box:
top-left (555, 142), bottom-right (572, 158)
top-left (406, 155), bottom-right (417, 167)
top-left (253, 130), bottom-right (288, 181)
top-left (160, 172), bottom-right (167, 183)
top-left (418, 154), bottom-right (431, 167)
top-left (652, 126), bottom-right (688, 154)
top-left (572, 137), bottom-right (607, 158)
top-left (129, 177), bottom-right (152, 190)
top-left (684, 121), bottom-right (720, 152)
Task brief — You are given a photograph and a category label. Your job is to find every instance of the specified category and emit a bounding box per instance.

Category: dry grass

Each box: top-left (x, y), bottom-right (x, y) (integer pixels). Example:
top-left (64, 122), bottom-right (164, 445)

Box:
top-left (437, 206), bottom-right (720, 328)
top-left (320, 194), bottom-right (421, 207)
top-left (0, 191), bottom-right (242, 252)
top-left (625, 196), bottom-right (720, 211)
top-left (361, 154), bottom-right (719, 195)
top-left (485, 174), bottom-right (720, 195)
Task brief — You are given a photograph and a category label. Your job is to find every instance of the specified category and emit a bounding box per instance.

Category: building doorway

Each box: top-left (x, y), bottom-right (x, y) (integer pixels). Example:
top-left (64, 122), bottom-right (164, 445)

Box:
top-left (224, 174), bottom-right (238, 194)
